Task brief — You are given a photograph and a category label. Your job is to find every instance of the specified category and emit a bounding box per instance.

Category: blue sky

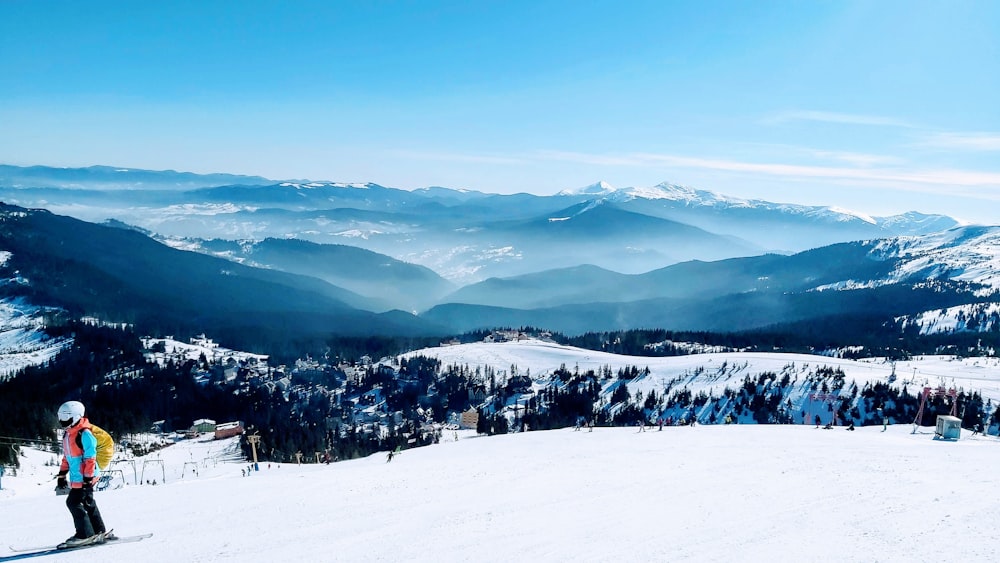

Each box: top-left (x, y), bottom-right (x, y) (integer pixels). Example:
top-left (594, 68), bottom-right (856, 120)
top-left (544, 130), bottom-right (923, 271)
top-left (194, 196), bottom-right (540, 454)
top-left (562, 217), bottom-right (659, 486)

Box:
top-left (1, 1), bottom-right (998, 223)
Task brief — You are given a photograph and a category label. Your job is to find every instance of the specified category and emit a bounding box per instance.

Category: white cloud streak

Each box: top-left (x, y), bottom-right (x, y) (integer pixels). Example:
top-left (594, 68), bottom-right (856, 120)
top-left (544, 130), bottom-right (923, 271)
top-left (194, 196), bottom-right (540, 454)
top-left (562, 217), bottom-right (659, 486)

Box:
top-left (764, 110), bottom-right (914, 128)
top-left (920, 132), bottom-right (1000, 151)
top-left (384, 146), bottom-right (1000, 200)
top-left (390, 149), bottom-right (526, 165)
top-left (535, 150), bottom-right (1000, 189)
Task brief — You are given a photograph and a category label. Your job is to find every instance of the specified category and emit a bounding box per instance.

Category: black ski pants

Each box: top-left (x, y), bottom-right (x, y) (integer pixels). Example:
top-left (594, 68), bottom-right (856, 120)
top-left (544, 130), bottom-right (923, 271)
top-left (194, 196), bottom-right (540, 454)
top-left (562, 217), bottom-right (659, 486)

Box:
top-left (66, 487), bottom-right (106, 538)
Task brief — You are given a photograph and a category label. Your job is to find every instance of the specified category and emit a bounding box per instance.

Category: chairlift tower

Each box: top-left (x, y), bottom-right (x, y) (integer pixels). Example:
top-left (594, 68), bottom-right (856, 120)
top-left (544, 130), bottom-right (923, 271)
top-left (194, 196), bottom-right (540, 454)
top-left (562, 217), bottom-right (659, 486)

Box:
top-left (247, 433), bottom-right (261, 471)
top-left (140, 459), bottom-right (166, 484)
top-left (809, 392), bottom-right (841, 426)
top-left (912, 385), bottom-right (958, 432)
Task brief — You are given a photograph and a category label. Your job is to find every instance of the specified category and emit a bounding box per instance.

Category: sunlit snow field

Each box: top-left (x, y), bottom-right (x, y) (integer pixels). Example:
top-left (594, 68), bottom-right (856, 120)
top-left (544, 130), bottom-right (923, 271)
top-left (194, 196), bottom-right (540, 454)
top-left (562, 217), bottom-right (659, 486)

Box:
top-left (3, 340), bottom-right (1000, 562)
top-left (3, 425), bottom-right (1000, 562)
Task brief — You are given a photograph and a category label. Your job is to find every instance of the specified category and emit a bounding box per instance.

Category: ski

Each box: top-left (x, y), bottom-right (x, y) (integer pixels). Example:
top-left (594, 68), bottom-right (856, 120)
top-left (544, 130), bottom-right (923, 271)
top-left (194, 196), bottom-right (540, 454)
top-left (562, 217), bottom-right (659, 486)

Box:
top-left (4, 533), bottom-right (152, 560)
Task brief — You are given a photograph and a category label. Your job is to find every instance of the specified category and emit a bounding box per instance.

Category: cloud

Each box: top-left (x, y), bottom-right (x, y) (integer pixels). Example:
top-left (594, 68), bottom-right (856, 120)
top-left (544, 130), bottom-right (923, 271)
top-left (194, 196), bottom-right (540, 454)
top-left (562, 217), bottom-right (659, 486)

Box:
top-left (531, 150), bottom-right (1000, 191)
top-left (764, 110), bottom-right (913, 128)
top-left (384, 146), bottom-right (1000, 201)
top-left (920, 132), bottom-right (1000, 151)
top-left (390, 149), bottom-right (526, 165)
top-left (802, 149), bottom-right (902, 167)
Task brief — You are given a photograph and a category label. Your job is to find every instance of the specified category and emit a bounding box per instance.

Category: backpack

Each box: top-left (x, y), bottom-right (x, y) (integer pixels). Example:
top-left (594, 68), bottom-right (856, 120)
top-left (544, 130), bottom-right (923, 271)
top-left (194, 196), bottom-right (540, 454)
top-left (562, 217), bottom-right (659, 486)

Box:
top-left (76, 423), bottom-right (116, 470)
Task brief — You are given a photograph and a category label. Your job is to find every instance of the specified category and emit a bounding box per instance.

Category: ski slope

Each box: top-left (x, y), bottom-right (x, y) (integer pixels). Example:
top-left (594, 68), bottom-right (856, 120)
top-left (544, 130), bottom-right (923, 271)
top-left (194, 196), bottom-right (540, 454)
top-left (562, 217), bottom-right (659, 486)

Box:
top-left (4, 340), bottom-right (1000, 561)
top-left (2, 424), bottom-right (1000, 562)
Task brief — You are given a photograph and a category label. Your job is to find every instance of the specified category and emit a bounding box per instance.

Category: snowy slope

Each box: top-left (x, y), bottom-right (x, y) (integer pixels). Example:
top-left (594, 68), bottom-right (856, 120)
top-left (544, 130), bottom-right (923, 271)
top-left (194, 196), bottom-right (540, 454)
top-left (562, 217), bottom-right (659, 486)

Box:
top-left (871, 226), bottom-right (1000, 293)
top-left (593, 181), bottom-right (950, 228)
top-left (400, 339), bottom-right (1000, 408)
top-left (2, 424), bottom-right (999, 562)
top-left (902, 303), bottom-right (1000, 335)
top-left (0, 298), bottom-right (71, 378)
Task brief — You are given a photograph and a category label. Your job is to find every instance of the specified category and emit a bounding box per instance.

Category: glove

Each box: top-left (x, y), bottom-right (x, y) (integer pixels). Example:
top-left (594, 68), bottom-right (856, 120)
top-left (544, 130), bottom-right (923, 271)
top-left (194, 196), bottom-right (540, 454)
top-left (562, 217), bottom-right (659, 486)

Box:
top-left (82, 476), bottom-right (94, 490)
top-left (56, 475), bottom-right (67, 489)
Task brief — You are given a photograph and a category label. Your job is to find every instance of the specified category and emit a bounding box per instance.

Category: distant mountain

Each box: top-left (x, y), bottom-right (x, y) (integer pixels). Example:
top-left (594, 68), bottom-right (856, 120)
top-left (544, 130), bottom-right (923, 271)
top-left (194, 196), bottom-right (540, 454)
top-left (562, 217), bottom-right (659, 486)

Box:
top-left (0, 164), bottom-right (276, 190)
top-left (443, 264), bottom-right (627, 309)
top-left (0, 164), bottom-right (971, 286)
top-left (424, 226), bottom-right (1000, 335)
top-left (597, 182), bottom-right (962, 252)
top-left (451, 201), bottom-right (759, 276)
top-left (866, 226), bottom-right (1000, 289)
top-left (444, 242), bottom-right (899, 309)
top-left (167, 237), bottom-right (456, 312)
top-left (188, 182), bottom-right (434, 211)
top-left (0, 204), bottom-right (442, 352)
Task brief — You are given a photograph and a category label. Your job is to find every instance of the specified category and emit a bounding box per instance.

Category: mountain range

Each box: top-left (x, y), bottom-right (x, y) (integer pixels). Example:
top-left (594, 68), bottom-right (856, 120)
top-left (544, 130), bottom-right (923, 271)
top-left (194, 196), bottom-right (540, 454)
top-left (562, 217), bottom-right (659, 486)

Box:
top-left (0, 165), bottom-right (963, 284)
top-left (0, 165), bottom-right (997, 351)
top-left (0, 204), bottom-right (444, 353)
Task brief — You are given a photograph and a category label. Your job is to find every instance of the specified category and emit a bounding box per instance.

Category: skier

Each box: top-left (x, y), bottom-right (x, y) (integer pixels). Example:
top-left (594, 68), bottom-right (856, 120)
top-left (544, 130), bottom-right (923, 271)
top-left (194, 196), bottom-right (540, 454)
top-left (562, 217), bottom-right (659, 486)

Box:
top-left (386, 450), bottom-right (394, 463)
top-left (56, 401), bottom-right (112, 548)
top-left (971, 420), bottom-right (983, 436)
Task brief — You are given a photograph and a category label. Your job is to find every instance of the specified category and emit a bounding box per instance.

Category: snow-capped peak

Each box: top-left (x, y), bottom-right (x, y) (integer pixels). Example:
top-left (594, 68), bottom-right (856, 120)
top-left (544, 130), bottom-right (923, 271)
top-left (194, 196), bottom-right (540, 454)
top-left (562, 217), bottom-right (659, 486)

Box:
top-left (277, 182), bottom-right (371, 190)
top-left (558, 181), bottom-right (617, 196)
top-left (821, 206), bottom-right (876, 225)
top-left (600, 181), bottom-right (930, 228)
top-left (625, 182), bottom-right (744, 205)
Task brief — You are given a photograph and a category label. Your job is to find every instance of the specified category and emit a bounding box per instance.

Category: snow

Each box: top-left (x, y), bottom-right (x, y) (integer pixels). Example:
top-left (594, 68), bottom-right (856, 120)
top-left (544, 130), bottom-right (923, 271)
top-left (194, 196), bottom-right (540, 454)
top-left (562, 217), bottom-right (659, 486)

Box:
top-left (3, 423), bottom-right (1000, 561)
top-left (902, 303), bottom-right (1000, 335)
top-left (873, 226), bottom-right (1000, 292)
top-left (334, 229), bottom-right (381, 239)
top-left (277, 182), bottom-right (370, 189)
top-left (141, 335), bottom-right (268, 368)
top-left (808, 226), bottom-right (1000, 302)
top-left (824, 205), bottom-right (877, 225)
top-left (0, 298), bottom-right (71, 377)
top-left (557, 181), bottom-right (617, 196)
top-left (591, 181), bottom-right (935, 228)
top-left (3, 341), bottom-right (1000, 560)
top-left (156, 203), bottom-right (257, 217)
top-left (399, 339), bottom-right (1000, 405)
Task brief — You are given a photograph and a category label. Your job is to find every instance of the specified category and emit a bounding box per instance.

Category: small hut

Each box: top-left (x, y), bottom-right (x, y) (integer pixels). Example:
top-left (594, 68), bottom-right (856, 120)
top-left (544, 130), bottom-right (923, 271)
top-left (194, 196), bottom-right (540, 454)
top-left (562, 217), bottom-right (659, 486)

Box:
top-left (935, 415), bottom-right (962, 440)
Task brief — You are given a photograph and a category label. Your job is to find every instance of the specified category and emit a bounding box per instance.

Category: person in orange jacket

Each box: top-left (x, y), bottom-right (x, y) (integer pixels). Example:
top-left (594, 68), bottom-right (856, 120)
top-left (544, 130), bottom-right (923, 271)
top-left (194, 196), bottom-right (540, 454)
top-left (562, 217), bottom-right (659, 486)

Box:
top-left (56, 401), bottom-right (110, 548)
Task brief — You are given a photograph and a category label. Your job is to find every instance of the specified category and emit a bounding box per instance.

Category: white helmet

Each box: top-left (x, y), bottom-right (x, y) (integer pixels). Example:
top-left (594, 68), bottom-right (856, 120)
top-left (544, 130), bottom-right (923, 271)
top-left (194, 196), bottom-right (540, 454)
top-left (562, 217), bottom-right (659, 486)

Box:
top-left (57, 401), bottom-right (85, 428)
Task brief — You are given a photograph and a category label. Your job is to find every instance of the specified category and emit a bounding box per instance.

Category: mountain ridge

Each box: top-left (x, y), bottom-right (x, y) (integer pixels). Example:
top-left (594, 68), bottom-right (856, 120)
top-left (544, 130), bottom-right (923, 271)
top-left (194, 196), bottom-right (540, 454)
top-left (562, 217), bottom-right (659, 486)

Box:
top-left (0, 164), bottom-right (971, 285)
top-left (0, 204), bottom-right (443, 351)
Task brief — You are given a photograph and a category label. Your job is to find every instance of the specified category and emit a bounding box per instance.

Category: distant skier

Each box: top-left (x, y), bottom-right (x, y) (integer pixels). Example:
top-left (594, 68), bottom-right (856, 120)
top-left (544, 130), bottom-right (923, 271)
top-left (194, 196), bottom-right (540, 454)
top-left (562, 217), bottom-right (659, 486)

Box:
top-left (846, 421), bottom-right (855, 431)
top-left (386, 450), bottom-right (395, 463)
top-left (56, 401), bottom-right (111, 548)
